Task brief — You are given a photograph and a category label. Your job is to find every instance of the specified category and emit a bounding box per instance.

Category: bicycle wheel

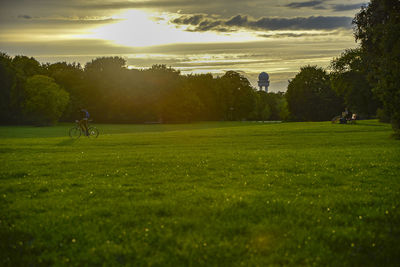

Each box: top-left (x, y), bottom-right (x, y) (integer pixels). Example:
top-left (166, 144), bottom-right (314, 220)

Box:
top-left (87, 127), bottom-right (99, 138)
top-left (69, 127), bottom-right (81, 139)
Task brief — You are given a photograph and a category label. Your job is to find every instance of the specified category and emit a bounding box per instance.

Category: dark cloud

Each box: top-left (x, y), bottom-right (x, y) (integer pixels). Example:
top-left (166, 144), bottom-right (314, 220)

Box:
top-left (197, 20), bottom-right (223, 31)
top-left (172, 14), bottom-right (353, 32)
top-left (331, 3), bottom-right (367, 12)
top-left (172, 14), bottom-right (204, 25)
top-left (78, 1), bottom-right (195, 10)
top-left (285, 1), bottom-right (324, 9)
top-left (284, 1), bottom-right (368, 12)
top-left (18, 15), bottom-right (32, 19)
top-left (251, 16), bottom-right (352, 30)
top-left (1, 1), bottom-right (365, 26)
top-left (225, 15), bottom-right (248, 26)
top-left (258, 31), bottom-right (339, 38)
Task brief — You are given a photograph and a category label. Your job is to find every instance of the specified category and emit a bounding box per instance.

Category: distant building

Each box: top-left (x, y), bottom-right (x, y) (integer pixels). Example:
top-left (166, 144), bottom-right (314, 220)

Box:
top-left (258, 72), bottom-right (270, 92)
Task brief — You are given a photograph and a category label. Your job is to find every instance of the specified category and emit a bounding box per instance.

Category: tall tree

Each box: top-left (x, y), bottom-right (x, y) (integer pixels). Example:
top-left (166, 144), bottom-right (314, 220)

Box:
top-left (147, 65), bottom-right (182, 122)
top-left (286, 66), bottom-right (343, 121)
top-left (0, 53), bottom-right (16, 123)
top-left (330, 48), bottom-right (380, 117)
top-left (353, 0), bottom-right (400, 134)
top-left (46, 62), bottom-right (85, 121)
top-left (183, 74), bottom-right (220, 121)
top-left (219, 71), bottom-right (256, 121)
top-left (10, 55), bottom-right (45, 123)
top-left (84, 57), bottom-right (128, 122)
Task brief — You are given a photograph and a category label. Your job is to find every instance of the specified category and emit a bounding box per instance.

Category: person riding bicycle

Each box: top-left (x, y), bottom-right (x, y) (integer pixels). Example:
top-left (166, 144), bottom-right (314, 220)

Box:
top-left (79, 109), bottom-right (90, 136)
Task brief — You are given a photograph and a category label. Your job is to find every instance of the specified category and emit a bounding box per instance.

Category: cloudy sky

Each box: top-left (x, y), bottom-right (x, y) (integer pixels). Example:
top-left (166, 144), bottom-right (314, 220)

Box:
top-left (0, 0), bottom-right (367, 91)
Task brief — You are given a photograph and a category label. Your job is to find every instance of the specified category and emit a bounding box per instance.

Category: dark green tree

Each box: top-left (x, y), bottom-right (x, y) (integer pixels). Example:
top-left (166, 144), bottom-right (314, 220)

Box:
top-left (353, 0), bottom-right (400, 134)
top-left (46, 62), bottom-right (85, 121)
top-left (0, 53), bottom-right (16, 123)
top-left (12, 55), bottom-right (43, 77)
top-left (182, 74), bottom-right (220, 121)
top-left (84, 57), bottom-right (128, 122)
top-left (22, 75), bottom-right (69, 125)
top-left (252, 91), bottom-right (271, 121)
top-left (218, 71), bottom-right (256, 121)
top-left (147, 65), bottom-right (182, 122)
top-left (252, 91), bottom-right (289, 121)
top-left (161, 85), bottom-right (203, 122)
top-left (286, 66), bottom-right (343, 121)
top-left (10, 55), bottom-right (45, 123)
top-left (330, 48), bottom-right (380, 118)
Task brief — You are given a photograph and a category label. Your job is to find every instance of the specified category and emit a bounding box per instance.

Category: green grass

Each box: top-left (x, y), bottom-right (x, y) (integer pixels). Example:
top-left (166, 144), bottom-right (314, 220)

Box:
top-left (1, 121), bottom-right (399, 266)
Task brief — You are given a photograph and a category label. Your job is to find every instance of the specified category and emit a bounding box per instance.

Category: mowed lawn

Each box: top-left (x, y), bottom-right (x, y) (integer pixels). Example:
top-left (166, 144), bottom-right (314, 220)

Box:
top-left (0, 121), bottom-right (399, 266)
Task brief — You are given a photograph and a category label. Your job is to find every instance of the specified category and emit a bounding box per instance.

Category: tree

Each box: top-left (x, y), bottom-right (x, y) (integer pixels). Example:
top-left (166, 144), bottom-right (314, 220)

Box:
top-left (353, 0), bottom-right (400, 134)
top-left (286, 66), bottom-right (343, 121)
top-left (219, 71), bottom-right (256, 120)
top-left (12, 55), bottom-right (43, 77)
top-left (252, 91), bottom-right (289, 121)
top-left (147, 65), bottom-right (182, 122)
top-left (330, 48), bottom-right (380, 118)
top-left (0, 53), bottom-right (16, 123)
top-left (9, 56), bottom-right (45, 123)
top-left (84, 57), bottom-right (128, 122)
top-left (252, 91), bottom-right (272, 121)
top-left (161, 85), bottom-right (203, 122)
top-left (22, 75), bottom-right (69, 125)
top-left (46, 62), bottom-right (85, 121)
top-left (183, 74), bottom-right (220, 121)
top-left (276, 93), bottom-right (290, 121)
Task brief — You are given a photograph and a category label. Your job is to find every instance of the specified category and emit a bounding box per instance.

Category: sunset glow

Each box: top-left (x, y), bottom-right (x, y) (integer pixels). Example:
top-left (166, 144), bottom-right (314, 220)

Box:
top-left (89, 10), bottom-right (258, 47)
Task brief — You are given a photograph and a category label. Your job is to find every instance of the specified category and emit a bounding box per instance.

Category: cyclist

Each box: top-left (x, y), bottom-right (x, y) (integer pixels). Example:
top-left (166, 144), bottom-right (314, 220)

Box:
top-left (79, 109), bottom-right (90, 136)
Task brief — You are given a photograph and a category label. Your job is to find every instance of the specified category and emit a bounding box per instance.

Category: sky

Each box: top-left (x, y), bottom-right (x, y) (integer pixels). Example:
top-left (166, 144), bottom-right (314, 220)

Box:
top-left (0, 0), bottom-right (367, 91)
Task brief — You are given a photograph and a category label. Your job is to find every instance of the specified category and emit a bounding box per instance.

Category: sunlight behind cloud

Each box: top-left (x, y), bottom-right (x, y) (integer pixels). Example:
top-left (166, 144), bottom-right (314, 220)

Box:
top-left (89, 10), bottom-right (258, 47)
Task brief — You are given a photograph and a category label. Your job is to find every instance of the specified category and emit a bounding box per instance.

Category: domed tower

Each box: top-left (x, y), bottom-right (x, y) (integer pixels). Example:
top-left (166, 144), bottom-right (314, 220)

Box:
top-left (258, 72), bottom-right (270, 92)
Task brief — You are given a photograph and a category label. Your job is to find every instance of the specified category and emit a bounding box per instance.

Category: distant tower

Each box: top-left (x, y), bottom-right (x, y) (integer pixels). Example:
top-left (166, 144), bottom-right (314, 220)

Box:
top-left (258, 72), bottom-right (270, 92)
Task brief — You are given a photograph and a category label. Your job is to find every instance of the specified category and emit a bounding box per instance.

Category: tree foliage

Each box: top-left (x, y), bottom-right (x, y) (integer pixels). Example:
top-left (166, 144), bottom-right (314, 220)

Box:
top-left (286, 66), bottom-right (343, 121)
top-left (253, 91), bottom-right (289, 121)
top-left (0, 53), bottom-right (16, 123)
top-left (45, 62), bottom-right (85, 121)
top-left (218, 71), bottom-right (256, 121)
top-left (330, 48), bottom-right (380, 117)
top-left (22, 75), bottom-right (69, 125)
top-left (1, 53), bottom-right (291, 125)
top-left (353, 0), bottom-right (400, 133)
top-left (0, 54), bottom-right (44, 124)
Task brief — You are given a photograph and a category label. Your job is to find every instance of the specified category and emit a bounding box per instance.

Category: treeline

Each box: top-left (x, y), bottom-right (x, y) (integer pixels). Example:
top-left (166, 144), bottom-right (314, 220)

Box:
top-left (0, 51), bottom-right (383, 126)
top-left (0, 54), bottom-right (291, 125)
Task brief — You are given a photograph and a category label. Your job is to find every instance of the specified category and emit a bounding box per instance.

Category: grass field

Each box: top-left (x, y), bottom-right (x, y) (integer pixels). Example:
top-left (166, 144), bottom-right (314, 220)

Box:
top-left (1, 121), bottom-right (399, 266)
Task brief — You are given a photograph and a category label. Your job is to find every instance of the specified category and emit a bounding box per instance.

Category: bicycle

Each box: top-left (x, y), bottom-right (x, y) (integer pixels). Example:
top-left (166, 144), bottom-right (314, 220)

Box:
top-left (69, 120), bottom-right (99, 139)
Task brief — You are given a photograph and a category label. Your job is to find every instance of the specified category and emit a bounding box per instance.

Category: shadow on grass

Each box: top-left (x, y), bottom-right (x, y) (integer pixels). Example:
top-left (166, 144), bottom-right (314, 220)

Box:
top-left (391, 132), bottom-right (400, 140)
top-left (56, 138), bottom-right (78, 146)
top-left (0, 226), bottom-right (47, 266)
